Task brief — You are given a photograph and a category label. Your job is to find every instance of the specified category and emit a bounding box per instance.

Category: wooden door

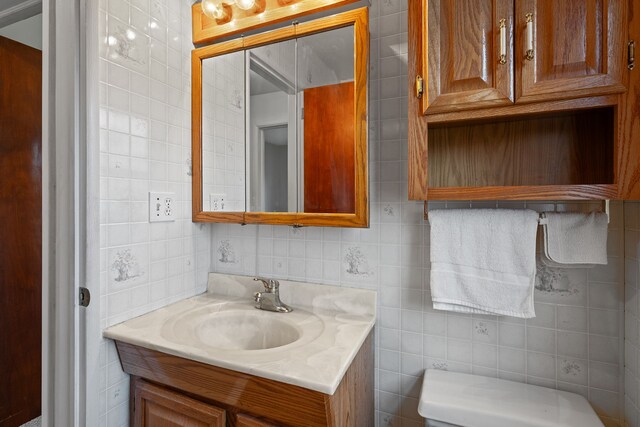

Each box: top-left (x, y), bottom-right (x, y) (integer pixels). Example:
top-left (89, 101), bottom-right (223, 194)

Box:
top-left (0, 35), bottom-right (42, 427)
top-left (133, 379), bottom-right (225, 427)
top-left (423, 0), bottom-right (515, 114)
top-left (516, 0), bottom-right (627, 104)
top-left (303, 81), bottom-right (355, 214)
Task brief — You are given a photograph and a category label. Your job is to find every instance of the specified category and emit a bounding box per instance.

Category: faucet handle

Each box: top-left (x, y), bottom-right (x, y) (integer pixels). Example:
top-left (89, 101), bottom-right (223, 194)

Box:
top-left (254, 277), bottom-right (279, 291)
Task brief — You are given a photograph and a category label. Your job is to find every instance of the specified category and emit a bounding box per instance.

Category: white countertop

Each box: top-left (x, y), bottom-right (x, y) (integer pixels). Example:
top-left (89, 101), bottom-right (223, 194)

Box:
top-left (103, 273), bottom-right (376, 395)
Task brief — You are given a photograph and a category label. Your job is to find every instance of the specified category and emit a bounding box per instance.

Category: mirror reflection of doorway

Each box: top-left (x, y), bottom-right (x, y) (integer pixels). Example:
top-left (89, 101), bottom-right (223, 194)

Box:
top-left (247, 44), bottom-right (298, 213)
top-left (261, 125), bottom-right (289, 212)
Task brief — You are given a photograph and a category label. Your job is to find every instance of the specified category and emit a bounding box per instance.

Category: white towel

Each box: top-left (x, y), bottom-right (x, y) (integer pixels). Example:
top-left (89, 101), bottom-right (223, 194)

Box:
top-left (539, 212), bottom-right (608, 267)
top-left (429, 209), bottom-right (539, 318)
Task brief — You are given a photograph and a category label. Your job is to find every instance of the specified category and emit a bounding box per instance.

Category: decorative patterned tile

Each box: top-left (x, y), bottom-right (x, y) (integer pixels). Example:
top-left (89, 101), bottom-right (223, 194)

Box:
top-left (558, 358), bottom-right (588, 386)
top-left (106, 17), bottom-right (150, 74)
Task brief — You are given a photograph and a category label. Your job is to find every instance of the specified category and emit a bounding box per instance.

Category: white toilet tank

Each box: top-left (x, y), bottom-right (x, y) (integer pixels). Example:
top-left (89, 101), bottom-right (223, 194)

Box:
top-left (418, 370), bottom-right (604, 427)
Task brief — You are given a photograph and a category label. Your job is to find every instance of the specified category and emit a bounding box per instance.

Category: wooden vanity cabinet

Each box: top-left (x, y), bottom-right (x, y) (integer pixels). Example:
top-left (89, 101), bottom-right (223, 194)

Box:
top-left (133, 380), bottom-right (226, 427)
top-left (408, 0), bottom-right (640, 201)
top-left (235, 414), bottom-right (277, 427)
top-left (119, 332), bottom-right (374, 427)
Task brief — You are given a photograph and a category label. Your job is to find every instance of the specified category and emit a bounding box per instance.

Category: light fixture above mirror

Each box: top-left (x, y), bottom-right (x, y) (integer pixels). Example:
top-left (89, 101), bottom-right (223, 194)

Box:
top-left (201, 0), bottom-right (266, 21)
top-left (201, 0), bottom-right (230, 21)
top-left (234, 0), bottom-right (259, 11)
top-left (192, 0), bottom-right (360, 44)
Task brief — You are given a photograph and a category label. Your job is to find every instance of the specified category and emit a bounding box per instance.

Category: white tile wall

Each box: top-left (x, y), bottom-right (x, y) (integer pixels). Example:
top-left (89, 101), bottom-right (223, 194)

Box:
top-left (96, 0), bottom-right (629, 426)
top-left (208, 1), bottom-right (627, 426)
top-left (212, 201), bottom-right (625, 426)
top-left (98, 0), bottom-right (211, 424)
top-left (625, 202), bottom-right (640, 427)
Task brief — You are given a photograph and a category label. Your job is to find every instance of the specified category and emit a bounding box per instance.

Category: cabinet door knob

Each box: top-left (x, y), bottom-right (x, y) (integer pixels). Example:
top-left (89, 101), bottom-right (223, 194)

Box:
top-left (629, 40), bottom-right (636, 70)
top-left (498, 19), bottom-right (507, 65)
top-left (524, 13), bottom-right (534, 61)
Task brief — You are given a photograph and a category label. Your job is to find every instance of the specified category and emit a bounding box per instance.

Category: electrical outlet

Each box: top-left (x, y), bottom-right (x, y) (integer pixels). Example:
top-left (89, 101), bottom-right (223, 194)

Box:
top-left (210, 193), bottom-right (226, 212)
top-left (149, 192), bottom-right (176, 222)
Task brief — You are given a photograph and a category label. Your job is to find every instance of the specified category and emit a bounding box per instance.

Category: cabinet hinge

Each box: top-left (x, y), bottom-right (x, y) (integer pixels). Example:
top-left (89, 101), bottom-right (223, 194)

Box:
top-left (629, 40), bottom-right (636, 71)
top-left (79, 287), bottom-right (91, 307)
top-left (415, 75), bottom-right (424, 99)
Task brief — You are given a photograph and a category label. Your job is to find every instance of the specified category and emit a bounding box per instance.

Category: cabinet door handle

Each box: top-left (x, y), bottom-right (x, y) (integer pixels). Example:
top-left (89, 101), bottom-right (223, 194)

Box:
top-left (498, 19), bottom-right (507, 65)
top-left (524, 13), bottom-right (534, 60)
top-left (415, 75), bottom-right (424, 99)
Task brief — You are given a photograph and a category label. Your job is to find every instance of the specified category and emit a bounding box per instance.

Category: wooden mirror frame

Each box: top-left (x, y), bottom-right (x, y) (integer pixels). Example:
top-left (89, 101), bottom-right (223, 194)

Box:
top-left (192, 7), bottom-right (369, 227)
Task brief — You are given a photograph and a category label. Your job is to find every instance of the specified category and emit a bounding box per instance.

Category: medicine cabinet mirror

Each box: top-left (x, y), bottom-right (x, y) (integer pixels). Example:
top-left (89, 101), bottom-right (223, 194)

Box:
top-left (192, 8), bottom-right (368, 227)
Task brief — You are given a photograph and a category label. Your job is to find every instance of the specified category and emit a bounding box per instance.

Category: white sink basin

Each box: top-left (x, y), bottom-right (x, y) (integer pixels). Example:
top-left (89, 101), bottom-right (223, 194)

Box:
top-left (160, 305), bottom-right (322, 352)
top-left (196, 311), bottom-right (301, 350)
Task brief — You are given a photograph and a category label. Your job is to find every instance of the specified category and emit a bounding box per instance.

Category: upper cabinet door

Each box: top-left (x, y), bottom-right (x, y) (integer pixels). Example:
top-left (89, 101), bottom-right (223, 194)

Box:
top-left (424, 0), bottom-right (515, 114)
top-left (516, 0), bottom-right (627, 104)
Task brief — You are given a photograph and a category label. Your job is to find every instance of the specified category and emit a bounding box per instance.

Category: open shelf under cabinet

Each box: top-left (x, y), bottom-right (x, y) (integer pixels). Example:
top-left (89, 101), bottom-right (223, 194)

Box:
top-left (425, 107), bottom-right (617, 200)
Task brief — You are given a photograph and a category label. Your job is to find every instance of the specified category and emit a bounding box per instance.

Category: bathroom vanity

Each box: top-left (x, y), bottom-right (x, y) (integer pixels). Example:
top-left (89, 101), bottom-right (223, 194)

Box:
top-left (104, 274), bottom-right (376, 426)
top-left (119, 335), bottom-right (372, 426)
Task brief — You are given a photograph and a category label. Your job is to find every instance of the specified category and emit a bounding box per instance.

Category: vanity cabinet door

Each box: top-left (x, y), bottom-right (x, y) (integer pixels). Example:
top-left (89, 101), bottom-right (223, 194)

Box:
top-left (133, 379), bottom-right (226, 427)
top-left (236, 414), bottom-right (278, 427)
top-left (516, 0), bottom-right (626, 104)
top-left (424, 0), bottom-right (515, 114)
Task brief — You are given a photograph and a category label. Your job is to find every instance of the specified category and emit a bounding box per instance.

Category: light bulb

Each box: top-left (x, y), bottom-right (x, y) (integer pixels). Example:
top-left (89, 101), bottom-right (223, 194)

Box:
top-left (234, 0), bottom-right (256, 10)
top-left (201, 0), bottom-right (228, 20)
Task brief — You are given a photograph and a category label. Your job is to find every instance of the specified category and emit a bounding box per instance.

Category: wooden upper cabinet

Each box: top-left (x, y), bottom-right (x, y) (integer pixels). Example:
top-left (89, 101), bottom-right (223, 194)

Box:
top-left (408, 0), bottom-right (639, 201)
top-left (424, 0), bottom-right (515, 114)
top-left (516, 0), bottom-right (627, 104)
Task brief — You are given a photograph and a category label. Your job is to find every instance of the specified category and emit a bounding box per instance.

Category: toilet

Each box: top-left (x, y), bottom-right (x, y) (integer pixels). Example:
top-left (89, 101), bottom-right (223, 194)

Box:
top-left (418, 370), bottom-right (604, 427)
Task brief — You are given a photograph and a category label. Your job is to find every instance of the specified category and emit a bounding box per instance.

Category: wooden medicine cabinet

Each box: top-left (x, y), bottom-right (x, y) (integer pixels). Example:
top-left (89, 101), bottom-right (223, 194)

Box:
top-left (408, 0), bottom-right (640, 201)
top-left (192, 8), bottom-right (369, 227)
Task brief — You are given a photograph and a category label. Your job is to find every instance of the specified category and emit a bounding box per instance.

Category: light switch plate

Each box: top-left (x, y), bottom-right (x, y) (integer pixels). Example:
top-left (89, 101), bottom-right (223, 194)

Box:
top-left (149, 192), bottom-right (176, 222)
top-left (209, 193), bottom-right (226, 211)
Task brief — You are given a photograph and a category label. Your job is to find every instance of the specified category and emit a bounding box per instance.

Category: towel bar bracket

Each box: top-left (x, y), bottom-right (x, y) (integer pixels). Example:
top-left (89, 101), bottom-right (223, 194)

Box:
top-left (424, 200), bottom-right (610, 224)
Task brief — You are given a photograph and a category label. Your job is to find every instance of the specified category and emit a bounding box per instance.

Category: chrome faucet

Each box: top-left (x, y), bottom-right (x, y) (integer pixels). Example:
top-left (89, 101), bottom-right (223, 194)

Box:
top-left (253, 277), bottom-right (293, 313)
